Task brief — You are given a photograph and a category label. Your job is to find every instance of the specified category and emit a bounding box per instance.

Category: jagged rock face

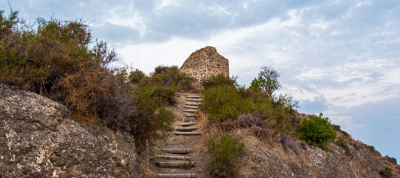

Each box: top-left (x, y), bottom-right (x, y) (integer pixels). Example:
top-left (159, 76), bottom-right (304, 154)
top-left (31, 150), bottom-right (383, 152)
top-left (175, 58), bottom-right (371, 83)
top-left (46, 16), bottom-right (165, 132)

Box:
top-left (0, 84), bottom-right (140, 177)
top-left (238, 129), bottom-right (400, 178)
top-left (180, 46), bottom-right (229, 81)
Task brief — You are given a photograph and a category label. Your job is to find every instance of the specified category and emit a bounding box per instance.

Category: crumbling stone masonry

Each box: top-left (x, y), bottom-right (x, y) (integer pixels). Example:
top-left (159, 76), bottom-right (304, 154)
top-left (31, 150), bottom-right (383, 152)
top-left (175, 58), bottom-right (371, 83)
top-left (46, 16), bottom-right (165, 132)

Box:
top-left (180, 46), bottom-right (229, 81)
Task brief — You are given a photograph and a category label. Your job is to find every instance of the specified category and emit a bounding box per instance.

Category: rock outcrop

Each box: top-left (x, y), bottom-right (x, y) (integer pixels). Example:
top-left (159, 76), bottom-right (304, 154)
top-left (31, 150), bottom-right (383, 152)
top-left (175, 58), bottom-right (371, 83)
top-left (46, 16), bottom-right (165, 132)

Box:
top-left (237, 129), bottom-right (400, 178)
top-left (0, 84), bottom-right (140, 177)
top-left (180, 46), bottom-right (229, 81)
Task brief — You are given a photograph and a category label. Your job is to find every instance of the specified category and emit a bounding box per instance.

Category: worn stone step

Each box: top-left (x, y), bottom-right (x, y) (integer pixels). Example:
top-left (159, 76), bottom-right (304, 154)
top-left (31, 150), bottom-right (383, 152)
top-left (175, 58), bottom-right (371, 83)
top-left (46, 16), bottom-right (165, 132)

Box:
top-left (154, 161), bottom-right (195, 168)
top-left (175, 126), bottom-right (198, 131)
top-left (185, 102), bottom-right (201, 106)
top-left (184, 105), bottom-right (199, 109)
top-left (187, 99), bottom-right (202, 102)
top-left (179, 118), bottom-right (196, 122)
top-left (155, 155), bottom-right (190, 160)
top-left (157, 173), bottom-right (196, 178)
top-left (175, 132), bottom-right (201, 135)
top-left (182, 109), bottom-right (198, 113)
top-left (186, 114), bottom-right (198, 117)
top-left (160, 148), bottom-right (193, 154)
top-left (177, 122), bottom-right (197, 126)
top-left (186, 95), bottom-right (202, 98)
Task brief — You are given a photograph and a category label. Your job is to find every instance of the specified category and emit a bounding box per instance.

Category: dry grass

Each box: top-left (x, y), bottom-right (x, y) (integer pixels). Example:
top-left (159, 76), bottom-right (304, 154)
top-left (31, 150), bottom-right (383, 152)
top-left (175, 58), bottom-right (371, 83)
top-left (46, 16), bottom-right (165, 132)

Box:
top-left (198, 112), bottom-right (223, 143)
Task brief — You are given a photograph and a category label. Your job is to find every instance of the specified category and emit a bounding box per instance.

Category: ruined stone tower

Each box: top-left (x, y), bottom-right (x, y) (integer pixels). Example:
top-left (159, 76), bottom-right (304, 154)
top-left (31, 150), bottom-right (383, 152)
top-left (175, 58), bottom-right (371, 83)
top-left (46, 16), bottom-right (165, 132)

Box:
top-left (180, 46), bottom-right (229, 81)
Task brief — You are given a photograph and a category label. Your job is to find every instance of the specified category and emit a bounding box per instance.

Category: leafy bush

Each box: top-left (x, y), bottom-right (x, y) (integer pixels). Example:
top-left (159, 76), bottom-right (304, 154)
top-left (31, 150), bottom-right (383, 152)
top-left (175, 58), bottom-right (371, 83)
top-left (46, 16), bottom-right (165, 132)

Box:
top-left (207, 132), bottom-right (245, 178)
top-left (201, 74), bottom-right (237, 89)
top-left (297, 113), bottom-right (337, 151)
top-left (379, 167), bottom-right (392, 178)
top-left (129, 69), bottom-right (146, 84)
top-left (335, 137), bottom-right (351, 156)
top-left (150, 65), bottom-right (194, 91)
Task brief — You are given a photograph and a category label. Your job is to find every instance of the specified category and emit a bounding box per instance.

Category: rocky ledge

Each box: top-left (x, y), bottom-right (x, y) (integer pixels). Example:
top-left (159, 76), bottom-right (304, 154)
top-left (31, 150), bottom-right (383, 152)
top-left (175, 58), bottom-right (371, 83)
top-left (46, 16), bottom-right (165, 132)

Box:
top-left (0, 84), bottom-right (139, 177)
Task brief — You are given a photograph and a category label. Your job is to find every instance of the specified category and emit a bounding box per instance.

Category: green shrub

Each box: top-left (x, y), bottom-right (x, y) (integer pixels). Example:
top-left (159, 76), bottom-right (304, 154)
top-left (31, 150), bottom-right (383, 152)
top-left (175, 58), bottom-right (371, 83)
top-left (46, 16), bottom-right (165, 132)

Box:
top-left (335, 138), bottom-right (351, 156)
top-left (297, 113), bottom-right (337, 151)
top-left (129, 69), bottom-right (146, 84)
top-left (207, 133), bottom-right (245, 178)
top-left (150, 65), bottom-right (194, 91)
top-left (201, 74), bottom-right (237, 89)
top-left (201, 85), bottom-right (241, 121)
top-left (379, 167), bottom-right (392, 178)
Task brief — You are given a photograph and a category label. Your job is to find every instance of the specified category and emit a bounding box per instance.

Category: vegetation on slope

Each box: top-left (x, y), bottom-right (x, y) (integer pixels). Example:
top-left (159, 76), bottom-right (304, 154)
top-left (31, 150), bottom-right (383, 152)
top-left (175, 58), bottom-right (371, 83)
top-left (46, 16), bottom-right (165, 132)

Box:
top-left (297, 113), bottom-right (337, 151)
top-left (200, 69), bottom-right (337, 177)
top-left (0, 10), bottom-right (195, 148)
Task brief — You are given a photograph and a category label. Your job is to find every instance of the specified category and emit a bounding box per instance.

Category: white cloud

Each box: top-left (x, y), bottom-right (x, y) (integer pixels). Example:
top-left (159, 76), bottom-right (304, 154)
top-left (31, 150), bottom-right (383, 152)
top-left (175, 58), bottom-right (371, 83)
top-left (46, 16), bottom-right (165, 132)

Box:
top-left (105, 5), bottom-right (147, 37)
top-left (155, 0), bottom-right (181, 10)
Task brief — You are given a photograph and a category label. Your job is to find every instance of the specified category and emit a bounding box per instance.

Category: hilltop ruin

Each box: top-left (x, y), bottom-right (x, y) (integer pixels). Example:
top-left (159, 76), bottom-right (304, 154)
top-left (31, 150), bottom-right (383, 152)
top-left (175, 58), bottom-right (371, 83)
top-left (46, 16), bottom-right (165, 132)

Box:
top-left (180, 46), bottom-right (229, 81)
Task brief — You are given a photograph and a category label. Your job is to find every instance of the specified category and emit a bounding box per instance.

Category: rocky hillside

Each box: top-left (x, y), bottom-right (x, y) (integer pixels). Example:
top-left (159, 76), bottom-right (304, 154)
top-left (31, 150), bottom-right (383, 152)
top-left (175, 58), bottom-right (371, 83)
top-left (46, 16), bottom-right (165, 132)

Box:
top-left (1, 82), bottom-right (399, 178)
top-left (0, 84), bottom-right (140, 177)
top-left (236, 127), bottom-right (400, 178)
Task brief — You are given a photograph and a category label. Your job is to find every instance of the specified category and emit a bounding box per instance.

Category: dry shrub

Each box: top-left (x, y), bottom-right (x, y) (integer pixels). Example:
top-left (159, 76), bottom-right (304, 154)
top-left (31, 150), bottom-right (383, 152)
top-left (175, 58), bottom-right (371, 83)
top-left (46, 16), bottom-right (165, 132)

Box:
top-left (57, 69), bottom-right (111, 123)
top-left (1, 11), bottom-right (117, 124)
top-left (223, 114), bottom-right (262, 131)
top-left (280, 134), bottom-right (301, 155)
top-left (1, 11), bottom-right (175, 148)
top-left (383, 155), bottom-right (397, 165)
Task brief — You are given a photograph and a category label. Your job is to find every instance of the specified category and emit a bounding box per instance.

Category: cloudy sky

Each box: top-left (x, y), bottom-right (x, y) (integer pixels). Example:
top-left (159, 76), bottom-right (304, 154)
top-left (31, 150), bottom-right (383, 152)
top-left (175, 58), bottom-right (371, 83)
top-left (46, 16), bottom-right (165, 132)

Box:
top-left (2, 0), bottom-right (399, 160)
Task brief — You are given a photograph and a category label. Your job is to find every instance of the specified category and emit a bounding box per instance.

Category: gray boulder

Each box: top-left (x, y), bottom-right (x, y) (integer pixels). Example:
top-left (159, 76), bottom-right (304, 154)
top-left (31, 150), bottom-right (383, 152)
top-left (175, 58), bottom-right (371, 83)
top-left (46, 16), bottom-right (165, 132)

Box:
top-left (0, 84), bottom-right (140, 177)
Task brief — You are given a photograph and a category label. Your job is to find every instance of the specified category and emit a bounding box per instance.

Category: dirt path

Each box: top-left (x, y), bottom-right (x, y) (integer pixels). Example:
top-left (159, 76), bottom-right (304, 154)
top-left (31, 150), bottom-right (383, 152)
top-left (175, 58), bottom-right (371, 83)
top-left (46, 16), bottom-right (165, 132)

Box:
top-left (149, 92), bottom-right (208, 178)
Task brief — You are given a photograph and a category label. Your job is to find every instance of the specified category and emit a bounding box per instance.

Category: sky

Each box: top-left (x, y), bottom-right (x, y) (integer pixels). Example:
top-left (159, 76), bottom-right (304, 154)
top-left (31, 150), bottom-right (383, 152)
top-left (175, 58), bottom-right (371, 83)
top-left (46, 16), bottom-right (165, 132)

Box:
top-left (2, 0), bottom-right (399, 161)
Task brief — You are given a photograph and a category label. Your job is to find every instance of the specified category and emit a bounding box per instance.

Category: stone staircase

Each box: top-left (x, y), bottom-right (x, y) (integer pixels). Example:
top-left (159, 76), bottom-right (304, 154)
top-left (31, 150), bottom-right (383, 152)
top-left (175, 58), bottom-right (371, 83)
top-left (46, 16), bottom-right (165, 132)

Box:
top-left (152, 94), bottom-right (203, 178)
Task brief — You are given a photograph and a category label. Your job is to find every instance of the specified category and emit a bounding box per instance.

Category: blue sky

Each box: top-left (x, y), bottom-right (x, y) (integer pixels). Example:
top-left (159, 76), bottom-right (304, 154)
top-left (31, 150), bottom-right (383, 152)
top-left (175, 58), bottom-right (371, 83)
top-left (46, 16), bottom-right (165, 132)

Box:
top-left (2, 0), bottom-right (399, 161)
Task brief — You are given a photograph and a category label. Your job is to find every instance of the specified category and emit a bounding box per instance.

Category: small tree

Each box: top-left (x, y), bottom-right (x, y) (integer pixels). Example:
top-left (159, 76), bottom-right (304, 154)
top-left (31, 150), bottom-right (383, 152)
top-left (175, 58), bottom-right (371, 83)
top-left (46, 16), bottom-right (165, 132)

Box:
top-left (250, 66), bottom-right (281, 98)
top-left (297, 113), bottom-right (337, 151)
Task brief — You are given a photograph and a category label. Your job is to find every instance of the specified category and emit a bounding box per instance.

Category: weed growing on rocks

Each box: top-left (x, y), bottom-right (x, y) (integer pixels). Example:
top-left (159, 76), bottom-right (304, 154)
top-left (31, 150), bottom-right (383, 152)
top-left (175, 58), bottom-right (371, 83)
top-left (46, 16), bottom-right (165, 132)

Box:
top-left (335, 137), bottom-right (352, 157)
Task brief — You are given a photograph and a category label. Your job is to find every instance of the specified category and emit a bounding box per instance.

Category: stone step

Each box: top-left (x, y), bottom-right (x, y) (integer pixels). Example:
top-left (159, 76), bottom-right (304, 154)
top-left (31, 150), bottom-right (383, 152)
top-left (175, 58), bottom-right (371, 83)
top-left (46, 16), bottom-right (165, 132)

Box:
top-left (154, 161), bottom-right (195, 168)
top-left (186, 95), bottom-right (202, 98)
top-left (187, 99), bottom-right (202, 102)
top-left (175, 132), bottom-right (201, 135)
top-left (160, 148), bottom-right (192, 154)
top-left (177, 122), bottom-right (197, 126)
top-left (184, 105), bottom-right (199, 109)
top-left (186, 114), bottom-right (198, 117)
top-left (157, 173), bottom-right (196, 178)
top-left (182, 109), bottom-right (198, 113)
top-left (185, 102), bottom-right (201, 106)
top-left (179, 118), bottom-right (196, 122)
top-left (155, 155), bottom-right (190, 160)
top-left (175, 126), bottom-right (198, 131)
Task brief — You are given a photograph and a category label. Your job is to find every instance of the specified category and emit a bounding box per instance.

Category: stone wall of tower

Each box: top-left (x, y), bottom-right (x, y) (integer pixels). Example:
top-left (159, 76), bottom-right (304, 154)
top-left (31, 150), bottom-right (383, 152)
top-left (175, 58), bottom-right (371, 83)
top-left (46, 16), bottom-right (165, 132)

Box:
top-left (180, 46), bottom-right (229, 81)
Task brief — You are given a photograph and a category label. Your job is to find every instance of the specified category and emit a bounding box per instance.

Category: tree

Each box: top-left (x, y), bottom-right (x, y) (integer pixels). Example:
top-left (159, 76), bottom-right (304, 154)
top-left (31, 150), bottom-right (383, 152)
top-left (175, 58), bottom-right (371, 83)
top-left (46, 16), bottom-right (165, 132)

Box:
top-left (297, 113), bottom-right (337, 151)
top-left (250, 66), bottom-right (281, 98)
